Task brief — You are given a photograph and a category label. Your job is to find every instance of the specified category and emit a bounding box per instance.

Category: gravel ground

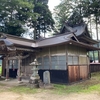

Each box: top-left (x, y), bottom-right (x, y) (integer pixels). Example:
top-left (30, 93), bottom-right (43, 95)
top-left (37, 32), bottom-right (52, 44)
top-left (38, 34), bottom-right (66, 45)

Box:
top-left (0, 91), bottom-right (100, 100)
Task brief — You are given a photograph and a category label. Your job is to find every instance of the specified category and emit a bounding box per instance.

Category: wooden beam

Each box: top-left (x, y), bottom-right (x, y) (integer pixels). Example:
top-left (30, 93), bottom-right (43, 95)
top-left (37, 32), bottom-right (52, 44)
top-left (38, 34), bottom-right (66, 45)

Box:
top-left (4, 54), bottom-right (30, 60)
top-left (16, 47), bottom-right (35, 52)
top-left (4, 56), bottom-right (19, 60)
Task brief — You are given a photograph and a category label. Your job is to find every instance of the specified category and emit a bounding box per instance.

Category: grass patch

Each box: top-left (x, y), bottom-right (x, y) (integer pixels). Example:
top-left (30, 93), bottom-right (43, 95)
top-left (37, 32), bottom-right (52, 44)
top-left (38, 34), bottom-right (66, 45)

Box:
top-left (9, 86), bottom-right (39, 94)
top-left (53, 84), bottom-right (83, 94)
top-left (53, 72), bottom-right (100, 94)
top-left (0, 72), bottom-right (100, 95)
top-left (0, 66), bottom-right (2, 75)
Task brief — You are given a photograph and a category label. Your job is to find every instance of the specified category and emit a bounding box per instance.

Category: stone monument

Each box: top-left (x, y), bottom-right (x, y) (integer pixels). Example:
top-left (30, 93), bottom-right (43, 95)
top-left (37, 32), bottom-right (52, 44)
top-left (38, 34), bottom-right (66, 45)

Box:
top-left (43, 71), bottom-right (53, 89)
top-left (43, 71), bottom-right (50, 84)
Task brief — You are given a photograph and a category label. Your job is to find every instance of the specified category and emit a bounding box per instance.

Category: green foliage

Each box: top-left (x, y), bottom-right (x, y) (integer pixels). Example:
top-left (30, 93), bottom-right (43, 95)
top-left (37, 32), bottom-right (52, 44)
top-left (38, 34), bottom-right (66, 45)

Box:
top-left (54, 0), bottom-right (80, 29)
top-left (0, 0), bottom-right (37, 36)
top-left (0, 0), bottom-right (54, 40)
top-left (32, 0), bottom-right (55, 39)
top-left (9, 86), bottom-right (38, 94)
top-left (54, 0), bottom-right (100, 32)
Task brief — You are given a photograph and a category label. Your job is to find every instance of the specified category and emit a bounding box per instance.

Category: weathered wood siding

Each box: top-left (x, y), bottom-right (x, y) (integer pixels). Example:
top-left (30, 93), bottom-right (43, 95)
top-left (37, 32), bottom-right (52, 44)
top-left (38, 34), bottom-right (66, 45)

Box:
top-left (68, 65), bottom-right (89, 83)
top-left (67, 44), bottom-right (87, 55)
top-left (37, 44), bottom-right (90, 83)
top-left (68, 66), bottom-right (89, 83)
top-left (36, 45), bottom-right (66, 70)
top-left (80, 66), bottom-right (88, 79)
top-left (67, 44), bottom-right (90, 83)
top-left (2, 54), bottom-right (35, 78)
top-left (68, 66), bottom-right (80, 82)
top-left (22, 54), bottom-right (35, 76)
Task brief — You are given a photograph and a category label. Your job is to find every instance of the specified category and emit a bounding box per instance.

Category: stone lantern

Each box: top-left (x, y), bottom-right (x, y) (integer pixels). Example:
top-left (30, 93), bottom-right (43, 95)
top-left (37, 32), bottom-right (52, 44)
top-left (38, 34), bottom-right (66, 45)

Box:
top-left (29, 58), bottom-right (41, 88)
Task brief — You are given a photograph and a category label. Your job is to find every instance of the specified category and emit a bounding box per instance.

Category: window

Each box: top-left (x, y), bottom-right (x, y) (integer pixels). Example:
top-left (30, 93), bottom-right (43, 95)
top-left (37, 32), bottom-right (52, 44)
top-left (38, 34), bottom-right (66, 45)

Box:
top-left (68, 56), bottom-right (73, 65)
top-left (68, 56), bottom-right (78, 65)
top-left (37, 57), bottom-right (42, 69)
top-left (73, 56), bottom-right (78, 65)
top-left (8, 60), bottom-right (18, 69)
top-left (43, 56), bottom-right (50, 69)
top-left (58, 55), bottom-right (66, 70)
top-left (51, 56), bottom-right (58, 69)
top-left (51, 55), bottom-right (66, 70)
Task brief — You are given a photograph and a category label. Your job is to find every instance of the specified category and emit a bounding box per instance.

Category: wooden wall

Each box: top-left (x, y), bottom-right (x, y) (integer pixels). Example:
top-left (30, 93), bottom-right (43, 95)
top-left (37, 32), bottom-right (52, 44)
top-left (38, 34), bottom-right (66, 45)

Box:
top-left (36, 45), bottom-right (67, 70)
top-left (68, 65), bottom-right (89, 83)
top-left (37, 44), bottom-right (90, 83)
top-left (67, 44), bottom-right (90, 83)
top-left (2, 44), bottom-right (90, 83)
top-left (2, 53), bottom-right (35, 78)
top-left (22, 54), bottom-right (35, 77)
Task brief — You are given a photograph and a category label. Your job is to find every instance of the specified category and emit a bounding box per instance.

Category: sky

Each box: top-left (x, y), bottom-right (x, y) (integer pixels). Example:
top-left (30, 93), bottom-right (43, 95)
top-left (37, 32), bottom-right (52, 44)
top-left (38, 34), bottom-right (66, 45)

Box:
top-left (48, 0), bottom-right (61, 12)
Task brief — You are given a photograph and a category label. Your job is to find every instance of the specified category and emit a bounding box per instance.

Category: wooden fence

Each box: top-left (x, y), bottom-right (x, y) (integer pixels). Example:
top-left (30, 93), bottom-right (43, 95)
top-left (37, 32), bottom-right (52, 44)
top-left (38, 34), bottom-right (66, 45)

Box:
top-left (90, 63), bottom-right (100, 72)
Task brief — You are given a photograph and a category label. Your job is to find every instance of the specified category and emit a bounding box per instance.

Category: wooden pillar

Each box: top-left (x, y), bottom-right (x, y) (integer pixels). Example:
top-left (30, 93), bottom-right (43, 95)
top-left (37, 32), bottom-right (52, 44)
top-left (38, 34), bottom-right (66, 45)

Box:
top-left (5, 57), bottom-right (9, 80)
top-left (17, 57), bottom-right (22, 82)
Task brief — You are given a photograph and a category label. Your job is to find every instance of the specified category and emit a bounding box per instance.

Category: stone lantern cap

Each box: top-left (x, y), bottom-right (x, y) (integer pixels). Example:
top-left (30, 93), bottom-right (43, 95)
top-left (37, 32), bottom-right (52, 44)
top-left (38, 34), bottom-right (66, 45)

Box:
top-left (30, 58), bottom-right (40, 66)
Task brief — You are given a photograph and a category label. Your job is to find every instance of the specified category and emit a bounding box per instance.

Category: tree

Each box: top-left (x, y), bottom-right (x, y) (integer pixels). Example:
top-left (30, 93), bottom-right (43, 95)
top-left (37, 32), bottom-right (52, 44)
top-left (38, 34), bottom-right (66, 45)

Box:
top-left (54, 0), bottom-right (81, 30)
top-left (55, 0), bottom-right (100, 62)
top-left (0, 0), bottom-right (55, 40)
top-left (0, 0), bottom-right (37, 36)
top-left (32, 0), bottom-right (55, 40)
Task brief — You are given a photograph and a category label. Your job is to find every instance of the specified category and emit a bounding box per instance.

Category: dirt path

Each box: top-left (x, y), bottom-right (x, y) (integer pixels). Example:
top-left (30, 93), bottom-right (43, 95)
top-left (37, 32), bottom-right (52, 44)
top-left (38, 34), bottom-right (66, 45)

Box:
top-left (0, 91), bottom-right (100, 100)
